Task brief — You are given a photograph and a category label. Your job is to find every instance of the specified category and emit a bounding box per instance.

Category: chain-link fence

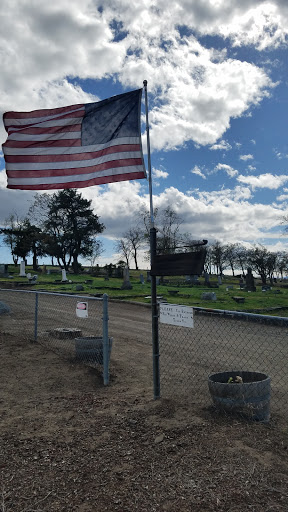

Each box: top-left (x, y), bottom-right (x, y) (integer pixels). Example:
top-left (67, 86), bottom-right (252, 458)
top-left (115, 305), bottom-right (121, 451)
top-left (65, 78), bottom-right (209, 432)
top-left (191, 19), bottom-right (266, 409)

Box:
top-left (0, 289), bottom-right (112, 385)
top-left (1, 289), bottom-right (288, 420)
top-left (159, 306), bottom-right (288, 420)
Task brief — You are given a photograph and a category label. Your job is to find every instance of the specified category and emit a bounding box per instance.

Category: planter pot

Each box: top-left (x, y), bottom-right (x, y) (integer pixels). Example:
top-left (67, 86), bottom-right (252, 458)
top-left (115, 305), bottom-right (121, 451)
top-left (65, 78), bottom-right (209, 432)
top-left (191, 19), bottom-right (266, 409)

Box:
top-left (75, 336), bottom-right (113, 365)
top-left (208, 371), bottom-right (271, 422)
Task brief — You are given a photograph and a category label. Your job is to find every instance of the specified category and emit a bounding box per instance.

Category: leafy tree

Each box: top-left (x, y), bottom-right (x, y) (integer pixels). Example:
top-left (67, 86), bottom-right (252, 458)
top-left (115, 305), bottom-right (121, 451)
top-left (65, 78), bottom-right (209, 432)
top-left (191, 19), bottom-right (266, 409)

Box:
top-left (1, 217), bottom-right (45, 269)
top-left (1, 214), bottom-right (21, 265)
top-left (29, 189), bottom-right (105, 273)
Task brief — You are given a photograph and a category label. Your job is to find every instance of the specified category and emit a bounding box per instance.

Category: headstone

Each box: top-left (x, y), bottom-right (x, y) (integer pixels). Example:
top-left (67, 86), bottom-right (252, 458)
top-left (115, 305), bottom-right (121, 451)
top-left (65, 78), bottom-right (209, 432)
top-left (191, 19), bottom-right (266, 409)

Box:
top-left (226, 285), bottom-right (234, 291)
top-left (0, 264), bottom-right (8, 276)
top-left (217, 275), bottom-right (222, 286)
top-left (204, 272), bottom-right (210, 285)
top-left (19, 260), bottom-right (26, 277)
top-left (139, 274), bottom-right (145, 285)
top-left (201, 292), bottom-right (217, 301)
top-left (185, 276), bottom-right (192, 284)
top-left (121, 267), bottom-right (132, 290)
top-left (76, 284), bottom-right (84, 291)
top-left (192, 275), bottom-right (200, 285)
top-left (146, 271), bottom-right (151, 283)
top-left (245, 267), bottom-right (256, 292)
top-left (61, 269), bottom-right (68, 282)
top-left (262, 285), bottom-right (271, 292)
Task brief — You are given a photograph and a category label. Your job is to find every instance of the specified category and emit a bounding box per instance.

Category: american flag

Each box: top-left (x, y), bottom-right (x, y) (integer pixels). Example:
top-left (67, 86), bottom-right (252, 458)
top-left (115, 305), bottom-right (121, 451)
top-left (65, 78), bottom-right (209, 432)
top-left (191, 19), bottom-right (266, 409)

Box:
top-left (2, 88), bottom-right (146, 190)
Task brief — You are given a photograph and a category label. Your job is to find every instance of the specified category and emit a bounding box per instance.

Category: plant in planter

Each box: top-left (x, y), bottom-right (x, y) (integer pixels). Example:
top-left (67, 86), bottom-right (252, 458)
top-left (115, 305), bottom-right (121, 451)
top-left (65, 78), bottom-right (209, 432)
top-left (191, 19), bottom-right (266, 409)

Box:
top-left (208, 371), bottom-right (271, 422)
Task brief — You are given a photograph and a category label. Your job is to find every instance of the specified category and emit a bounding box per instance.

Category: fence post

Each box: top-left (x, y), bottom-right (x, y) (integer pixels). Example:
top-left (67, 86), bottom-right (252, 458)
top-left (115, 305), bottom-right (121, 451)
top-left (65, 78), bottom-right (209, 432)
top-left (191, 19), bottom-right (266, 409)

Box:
top-left (102, 293), bottom-right (109, 385)
top-left (34, 292), bottom-right (39, 342)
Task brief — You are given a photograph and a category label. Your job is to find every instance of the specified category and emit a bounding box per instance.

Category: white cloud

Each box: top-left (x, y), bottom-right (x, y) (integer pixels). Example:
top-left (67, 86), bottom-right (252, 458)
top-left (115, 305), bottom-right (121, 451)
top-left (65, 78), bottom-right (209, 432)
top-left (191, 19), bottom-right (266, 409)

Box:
top-left (191, 166), bottom-right (206, 179)
top-left (209, 139), bottom-right (232, 151)
top-left (215, 163), bottom-right (238, 178)
top-left (237, 173), bottom-right (288, 190)
top-left (0, 1), bottom-right (277, 152)
top-left (239, 154), bottom-right (254, 161)
top-left (277, 194), bottom-right (288, 202)
top-left (248, 165), bottom-right (256, 171)
top-left (152, 168), bottom-right (169, 179)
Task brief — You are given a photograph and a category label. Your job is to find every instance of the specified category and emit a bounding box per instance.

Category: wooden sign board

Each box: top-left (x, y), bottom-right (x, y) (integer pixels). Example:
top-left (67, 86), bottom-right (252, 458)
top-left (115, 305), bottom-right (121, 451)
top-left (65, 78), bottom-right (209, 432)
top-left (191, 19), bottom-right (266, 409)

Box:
top-left (150, 250), bottom-right (206, 276)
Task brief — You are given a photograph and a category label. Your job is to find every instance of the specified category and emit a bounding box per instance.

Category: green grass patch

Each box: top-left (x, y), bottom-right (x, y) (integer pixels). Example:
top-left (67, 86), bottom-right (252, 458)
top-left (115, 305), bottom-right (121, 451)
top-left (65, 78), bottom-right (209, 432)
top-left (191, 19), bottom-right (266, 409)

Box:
top-left (1, 266), bottom-right (288, 317)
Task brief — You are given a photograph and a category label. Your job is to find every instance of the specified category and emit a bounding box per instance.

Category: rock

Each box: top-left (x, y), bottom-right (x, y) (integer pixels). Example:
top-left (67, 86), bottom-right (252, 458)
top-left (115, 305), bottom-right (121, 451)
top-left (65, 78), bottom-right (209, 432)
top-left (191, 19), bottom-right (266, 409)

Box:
top-left (0, 302), bottom-right (11, 315)
top-left (154, 434), bottom-right (164, 444)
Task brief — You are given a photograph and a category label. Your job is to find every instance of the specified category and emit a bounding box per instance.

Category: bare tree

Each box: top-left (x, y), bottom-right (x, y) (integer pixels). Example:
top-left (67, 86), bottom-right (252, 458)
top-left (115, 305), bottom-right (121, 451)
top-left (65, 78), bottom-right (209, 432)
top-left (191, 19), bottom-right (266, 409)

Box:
top-left (210, 241), bottom-right (227, 275)
top-left (114, 238), bottom-right (132, 268)
top-left (247, 245), bottom-right (277, 285)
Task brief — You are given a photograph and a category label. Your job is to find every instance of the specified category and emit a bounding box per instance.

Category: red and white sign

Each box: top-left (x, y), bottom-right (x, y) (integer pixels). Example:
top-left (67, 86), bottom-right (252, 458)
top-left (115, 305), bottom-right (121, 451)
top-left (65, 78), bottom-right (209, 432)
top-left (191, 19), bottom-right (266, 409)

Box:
top-left (76, 301), bottom-right (88, 318)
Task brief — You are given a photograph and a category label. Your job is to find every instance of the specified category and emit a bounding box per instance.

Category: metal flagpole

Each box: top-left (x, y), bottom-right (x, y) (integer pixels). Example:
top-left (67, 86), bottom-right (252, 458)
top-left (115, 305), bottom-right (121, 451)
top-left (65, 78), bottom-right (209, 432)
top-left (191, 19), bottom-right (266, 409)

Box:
top-left (143, 80), bottom-right (160, 399)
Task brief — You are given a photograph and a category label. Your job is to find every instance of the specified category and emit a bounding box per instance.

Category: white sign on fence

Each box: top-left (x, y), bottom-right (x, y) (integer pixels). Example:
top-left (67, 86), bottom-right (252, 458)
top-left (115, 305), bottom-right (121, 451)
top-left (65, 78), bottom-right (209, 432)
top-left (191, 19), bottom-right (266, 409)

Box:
top-left (159, 304), bottom-right (194, 328)
top-left (76, 301), bottom-right (88, 318)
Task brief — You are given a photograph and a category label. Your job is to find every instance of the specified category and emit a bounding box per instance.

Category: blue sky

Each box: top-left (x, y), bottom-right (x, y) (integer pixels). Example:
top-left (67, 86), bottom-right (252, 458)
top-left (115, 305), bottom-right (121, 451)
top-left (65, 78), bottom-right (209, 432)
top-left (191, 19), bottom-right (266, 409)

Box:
top-left (0, 0), bottom-right (288, 268)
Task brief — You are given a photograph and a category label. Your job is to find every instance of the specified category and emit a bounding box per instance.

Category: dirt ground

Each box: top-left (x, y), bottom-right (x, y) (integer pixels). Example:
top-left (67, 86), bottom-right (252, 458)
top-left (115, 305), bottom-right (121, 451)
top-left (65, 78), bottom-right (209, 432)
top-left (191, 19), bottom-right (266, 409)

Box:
top-left (1, 302), bottom-right (288, 512)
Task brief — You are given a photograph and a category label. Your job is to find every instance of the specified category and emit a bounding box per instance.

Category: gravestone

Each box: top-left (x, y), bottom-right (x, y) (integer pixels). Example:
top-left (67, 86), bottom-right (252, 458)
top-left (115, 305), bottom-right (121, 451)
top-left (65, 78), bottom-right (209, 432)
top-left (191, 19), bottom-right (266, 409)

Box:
top-left (121, 267), bottom-right (132, 290)
top-left (0, 264), bottom-right (8, 276)
top-left (217, 275), bottom-right (222, 286)
top-left (204, 272), bottom-right (210, 285)
top-left (19, 260), bottom-right (26, 276)
top-left (146, 271), bottom-right (151, 283)
top-left (201, 292), bottom-right (217, 301)
top-left (245, 267), bottom-right (256, 292)
top-left (192, 275), bottom-right (200, 285)
top-left (139, 274), bottom-right (145, 285)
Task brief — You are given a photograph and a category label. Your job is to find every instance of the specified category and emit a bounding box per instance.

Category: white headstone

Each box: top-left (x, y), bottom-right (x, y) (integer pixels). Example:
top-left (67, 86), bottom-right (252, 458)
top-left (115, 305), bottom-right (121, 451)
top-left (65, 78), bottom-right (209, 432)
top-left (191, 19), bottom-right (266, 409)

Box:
top-left (61, 269), bottom-right (68, 282)
top-left (19, 260), bottom-right (26, 276)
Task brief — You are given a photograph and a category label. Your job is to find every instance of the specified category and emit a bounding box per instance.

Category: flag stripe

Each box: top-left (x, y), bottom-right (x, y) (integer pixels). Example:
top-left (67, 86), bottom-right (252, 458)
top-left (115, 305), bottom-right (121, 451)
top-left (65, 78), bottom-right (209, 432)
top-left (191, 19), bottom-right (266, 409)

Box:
top-left (3, 139), bottom-right (82, 149)
top-left (5, 144), bottom-right (141, 163)
top-left (7, 118), bottom-right (83, 134)
top-left (4, 137), bottom-right (140, 155)
top-left (7, 157), bottom-right (143, 177)
top-left (7, 171), bottom-right (145, 190)
top-left (6, 150), bottom-right (142, 170)
top-left (6, 131), bottom-right (81, 141)
top-left (3, 105), bottom-right (84, 125)
top-left (2, 89), bottom-right (146, 190)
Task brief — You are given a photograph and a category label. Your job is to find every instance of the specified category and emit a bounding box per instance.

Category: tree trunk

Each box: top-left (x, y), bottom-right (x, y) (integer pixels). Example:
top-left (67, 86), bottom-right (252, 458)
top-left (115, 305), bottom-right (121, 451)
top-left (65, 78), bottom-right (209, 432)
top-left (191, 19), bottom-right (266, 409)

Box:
top-left (32, 249), bottom-right (38, 271)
